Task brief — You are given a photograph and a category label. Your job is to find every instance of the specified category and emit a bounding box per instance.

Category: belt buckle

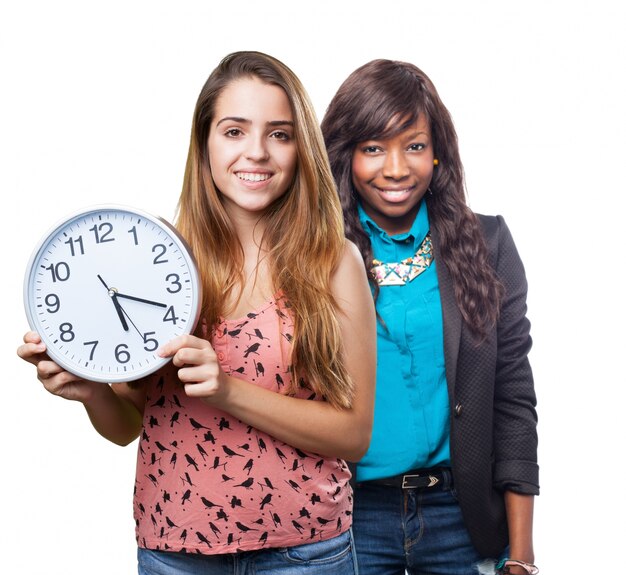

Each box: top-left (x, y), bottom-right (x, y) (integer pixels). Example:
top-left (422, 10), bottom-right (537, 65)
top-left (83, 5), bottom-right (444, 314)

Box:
top-left (402, 474), bottom-right (421, 489)
top-left (401, 473), bottom-right (440, 489)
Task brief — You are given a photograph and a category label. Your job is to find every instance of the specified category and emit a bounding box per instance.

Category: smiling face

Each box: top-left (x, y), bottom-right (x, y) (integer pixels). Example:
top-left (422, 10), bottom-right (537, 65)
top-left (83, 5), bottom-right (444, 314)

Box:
top-left (208, 76), bottom-right (297, 223)
top-left (351, 115), bottom-right (434, 235)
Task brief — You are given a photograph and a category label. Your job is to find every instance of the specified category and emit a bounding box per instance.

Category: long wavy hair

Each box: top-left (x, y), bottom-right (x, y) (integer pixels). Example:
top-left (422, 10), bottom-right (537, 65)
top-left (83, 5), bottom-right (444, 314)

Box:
top-left (321, 59), bottom-right (503, 340)
top-left (176, 51), bottom-right (353, 408)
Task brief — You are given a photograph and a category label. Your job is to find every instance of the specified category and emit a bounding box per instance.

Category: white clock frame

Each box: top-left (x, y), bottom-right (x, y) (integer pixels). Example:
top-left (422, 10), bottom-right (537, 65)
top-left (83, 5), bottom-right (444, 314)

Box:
top-left (23, 204), bottom-right (202, 383)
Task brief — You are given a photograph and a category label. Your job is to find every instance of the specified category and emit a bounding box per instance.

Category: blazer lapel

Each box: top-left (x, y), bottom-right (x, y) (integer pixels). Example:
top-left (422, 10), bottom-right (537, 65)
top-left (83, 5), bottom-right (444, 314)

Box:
top-left (433, 232), bottom-right (462, 393)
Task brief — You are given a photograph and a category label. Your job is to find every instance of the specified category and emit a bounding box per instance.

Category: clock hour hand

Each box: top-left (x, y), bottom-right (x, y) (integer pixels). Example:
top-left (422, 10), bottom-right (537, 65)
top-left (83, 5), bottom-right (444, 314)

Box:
top-left (115, 292), bottom-right (167, 308)
top-left (112, 296), bottom-right (129, 331)
top-left (97, 274), bottom-right (129, 332)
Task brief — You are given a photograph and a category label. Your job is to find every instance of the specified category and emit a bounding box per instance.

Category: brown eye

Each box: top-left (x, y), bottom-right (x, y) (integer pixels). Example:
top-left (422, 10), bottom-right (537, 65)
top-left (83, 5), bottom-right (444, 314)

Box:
top-left (270, 130), bottom-right (291, 141)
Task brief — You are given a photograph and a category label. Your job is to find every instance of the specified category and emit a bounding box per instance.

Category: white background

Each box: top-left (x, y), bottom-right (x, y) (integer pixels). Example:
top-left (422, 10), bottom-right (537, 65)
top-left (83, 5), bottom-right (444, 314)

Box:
top-left (1, 1), bottom-right (624, 573)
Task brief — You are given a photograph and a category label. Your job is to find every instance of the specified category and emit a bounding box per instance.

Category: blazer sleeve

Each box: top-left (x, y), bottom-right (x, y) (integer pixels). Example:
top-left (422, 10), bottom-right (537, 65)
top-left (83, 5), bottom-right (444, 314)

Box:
top-left (490, 215), bottom-right (539, 495)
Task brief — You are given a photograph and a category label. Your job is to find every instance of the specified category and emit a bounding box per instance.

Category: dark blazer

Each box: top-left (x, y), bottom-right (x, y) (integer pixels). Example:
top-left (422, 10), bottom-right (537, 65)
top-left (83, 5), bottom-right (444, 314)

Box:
top-left (435, 214), bottom-right (539, 557)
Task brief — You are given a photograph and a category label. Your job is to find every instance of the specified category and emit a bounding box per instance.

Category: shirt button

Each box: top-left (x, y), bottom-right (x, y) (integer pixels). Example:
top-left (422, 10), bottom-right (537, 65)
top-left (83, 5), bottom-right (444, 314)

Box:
top-left (217, 352), bottom-right (225, 361)
top-left (216, 330), bottom-right (225, 338)
top-left (454, 403), bottom-right (463, 417)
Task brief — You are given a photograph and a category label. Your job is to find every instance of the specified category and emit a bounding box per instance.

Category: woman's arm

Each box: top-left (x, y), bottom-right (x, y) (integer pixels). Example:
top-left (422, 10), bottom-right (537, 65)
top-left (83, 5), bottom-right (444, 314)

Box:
top-left (504, 491), bottom-right (535, 572)
top-left (490, 216), bottom-right (539, 493)
top-left (17, 331), bottom-right (145, 446)
top-left (159, 241), bottom-right (377, 461)
top-left (83, 381), bottom-right (146, 446)
top-left (489, 216), bottom-right (538, 572)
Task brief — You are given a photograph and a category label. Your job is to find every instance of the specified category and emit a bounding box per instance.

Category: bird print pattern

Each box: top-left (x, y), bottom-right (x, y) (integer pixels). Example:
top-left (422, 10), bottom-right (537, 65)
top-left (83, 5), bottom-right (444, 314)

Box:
top-left (133, 295), bottom-right (353, 554)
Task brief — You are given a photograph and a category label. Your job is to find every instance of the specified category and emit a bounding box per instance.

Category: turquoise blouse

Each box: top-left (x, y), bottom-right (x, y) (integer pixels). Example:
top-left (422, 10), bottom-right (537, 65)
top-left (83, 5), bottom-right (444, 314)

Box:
top-left (357, 201), bottom-right (451, 482)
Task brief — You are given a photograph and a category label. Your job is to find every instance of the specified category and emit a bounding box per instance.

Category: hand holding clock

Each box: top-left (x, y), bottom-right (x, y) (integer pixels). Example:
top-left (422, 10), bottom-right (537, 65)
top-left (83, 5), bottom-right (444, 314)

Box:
top-left (17, 331), bottom-right (104, 403)
top-left (158, 334), bottom-right (230, 404)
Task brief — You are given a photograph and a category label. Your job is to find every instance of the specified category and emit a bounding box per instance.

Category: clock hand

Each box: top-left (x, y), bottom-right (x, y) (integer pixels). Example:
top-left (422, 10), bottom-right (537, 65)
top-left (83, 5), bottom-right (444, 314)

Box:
top-left (97, 274), bottom-right (129, 332)
top-left (115, 292), bottom-right (167, 308)
top-left (116, 300), bottom-right (160, 352)
top-left (97, 274), bottom-right (111, 290)
top-left (112, 295), bottom-right (130, 332)
top-left (117, 300), bottom-right (146, 340)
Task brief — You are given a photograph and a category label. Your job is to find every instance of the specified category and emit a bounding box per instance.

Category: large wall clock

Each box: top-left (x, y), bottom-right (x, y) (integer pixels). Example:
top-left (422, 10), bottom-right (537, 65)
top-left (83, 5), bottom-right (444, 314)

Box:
top-left (23, 205), bottom-right (202, 383)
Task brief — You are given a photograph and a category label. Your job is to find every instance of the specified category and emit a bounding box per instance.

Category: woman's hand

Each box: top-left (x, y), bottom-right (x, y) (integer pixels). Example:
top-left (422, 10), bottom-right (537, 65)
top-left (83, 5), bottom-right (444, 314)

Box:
top-left (17, 331), bottom-right (103, 403)
top-left (158, 334), bottom-right (229, 403)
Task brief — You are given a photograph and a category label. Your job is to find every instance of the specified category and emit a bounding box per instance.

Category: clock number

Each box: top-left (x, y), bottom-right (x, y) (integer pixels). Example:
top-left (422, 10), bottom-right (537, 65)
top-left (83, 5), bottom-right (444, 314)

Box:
top-left (163, 306), bottom-right (179, 325)
top-left (128, 226), bottom-right (139, 245)
top-left (45, 293), bottom-right (60, 313)
top-left (64, 235), bottom-right (85, 257)
top-left (152, 244), bottom-right (168, 264)
top-left (45, 262), bottom-right (70, 283)
top-left (59, 322), bottom-right (75, 342)
top-left (143, 332), bottom-right (159, 352)
top-left (166, 273), bottom-right (182, 293)
top-left (89, 222), bottom-right (114, 244)
top-left (83, 340), bottom-right (99, 361)
top-left (115, 344), bottom-right (131, 364)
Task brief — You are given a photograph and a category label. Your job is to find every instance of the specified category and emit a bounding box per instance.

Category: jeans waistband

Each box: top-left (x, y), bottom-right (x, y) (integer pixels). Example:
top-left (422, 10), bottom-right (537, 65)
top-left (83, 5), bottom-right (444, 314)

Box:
top-left (360, 468), bottom-right (452, 490)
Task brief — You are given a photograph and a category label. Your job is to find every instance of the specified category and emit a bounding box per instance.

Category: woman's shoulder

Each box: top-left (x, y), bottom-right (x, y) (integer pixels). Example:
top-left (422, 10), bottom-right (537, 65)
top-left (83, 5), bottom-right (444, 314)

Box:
top-left (342, 238), bottom-right (365, 263)
top-left (332, 239), bottom-right (368, 282)
top-left (474, 212), bottom-right (517, 247)
top-left (473, 213), bottom-right (527, 276)
top-left (475, 212), bottom-right (503, 234)
top-left (331, 239), bottom-right (375, 310)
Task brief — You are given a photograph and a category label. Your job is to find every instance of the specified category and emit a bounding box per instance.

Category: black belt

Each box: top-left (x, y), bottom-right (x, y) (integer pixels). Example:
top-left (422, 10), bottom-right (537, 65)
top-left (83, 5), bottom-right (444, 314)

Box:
top-left (363, 468), bottom-right (448, 489)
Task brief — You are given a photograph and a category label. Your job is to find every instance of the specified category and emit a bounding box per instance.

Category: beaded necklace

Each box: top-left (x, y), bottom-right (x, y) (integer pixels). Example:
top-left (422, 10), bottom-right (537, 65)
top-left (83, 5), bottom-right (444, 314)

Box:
top-left (370, 233), bottom-right (433, 286)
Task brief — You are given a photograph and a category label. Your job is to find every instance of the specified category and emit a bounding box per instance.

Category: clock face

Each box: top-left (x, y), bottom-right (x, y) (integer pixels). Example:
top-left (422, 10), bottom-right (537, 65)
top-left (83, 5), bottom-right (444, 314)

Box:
top-left (24, 205), bottom-right (202, 383)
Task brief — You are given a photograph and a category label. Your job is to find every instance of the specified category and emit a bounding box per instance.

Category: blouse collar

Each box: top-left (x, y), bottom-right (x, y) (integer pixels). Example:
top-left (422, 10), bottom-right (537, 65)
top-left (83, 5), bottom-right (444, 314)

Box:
top-left (358, 200), bottom-right (430, 251)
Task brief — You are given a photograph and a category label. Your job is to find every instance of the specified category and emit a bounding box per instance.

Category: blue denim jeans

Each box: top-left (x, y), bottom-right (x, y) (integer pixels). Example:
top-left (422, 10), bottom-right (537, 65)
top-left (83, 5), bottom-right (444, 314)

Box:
top-left (137, 529), bottom-right (357, 575)
top-left (353, 471), bottom-right (501, 575)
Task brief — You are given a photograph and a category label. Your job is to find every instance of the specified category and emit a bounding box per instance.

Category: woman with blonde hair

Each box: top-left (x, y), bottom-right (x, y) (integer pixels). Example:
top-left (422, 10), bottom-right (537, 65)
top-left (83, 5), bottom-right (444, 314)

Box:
top-left (18, 51), bottom-right (375, 574)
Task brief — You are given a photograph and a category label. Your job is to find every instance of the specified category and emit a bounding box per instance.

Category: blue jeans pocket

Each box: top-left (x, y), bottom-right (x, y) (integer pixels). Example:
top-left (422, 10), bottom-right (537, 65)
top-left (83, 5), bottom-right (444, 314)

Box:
top-left (137, 548), bottom-right (230, 575)
top-left (282, 529), bottom-right (353, 565)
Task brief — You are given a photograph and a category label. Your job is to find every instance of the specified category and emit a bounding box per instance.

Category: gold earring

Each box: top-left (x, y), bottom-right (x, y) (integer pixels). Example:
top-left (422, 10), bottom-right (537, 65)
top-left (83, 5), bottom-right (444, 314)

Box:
top-left (433, 159), bottom-right (439, 166)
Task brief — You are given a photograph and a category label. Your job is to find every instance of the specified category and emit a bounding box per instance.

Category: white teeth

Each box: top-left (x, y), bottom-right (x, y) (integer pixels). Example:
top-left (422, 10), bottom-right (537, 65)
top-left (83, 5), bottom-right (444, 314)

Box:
top-left (380, 189), bottom-right (409, 196)
top-left (237, 172), bottom-right (271, 182)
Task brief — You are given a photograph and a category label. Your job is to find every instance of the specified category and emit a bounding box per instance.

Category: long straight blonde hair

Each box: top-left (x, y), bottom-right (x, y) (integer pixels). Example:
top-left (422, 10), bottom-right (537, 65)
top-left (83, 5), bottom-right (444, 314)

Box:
top-left (176, 51), bottom-right (353, 408)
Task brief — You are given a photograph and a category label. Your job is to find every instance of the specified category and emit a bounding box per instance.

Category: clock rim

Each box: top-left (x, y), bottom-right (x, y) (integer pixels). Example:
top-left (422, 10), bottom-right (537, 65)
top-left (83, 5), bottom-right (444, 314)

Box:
top-left (23, 203), bottom-right (203, 383)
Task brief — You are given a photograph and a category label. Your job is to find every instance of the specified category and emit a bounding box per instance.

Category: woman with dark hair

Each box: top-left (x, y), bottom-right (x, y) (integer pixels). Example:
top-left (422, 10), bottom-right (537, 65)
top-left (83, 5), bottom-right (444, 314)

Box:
top-left (321, 60), bottom-right (539, 575)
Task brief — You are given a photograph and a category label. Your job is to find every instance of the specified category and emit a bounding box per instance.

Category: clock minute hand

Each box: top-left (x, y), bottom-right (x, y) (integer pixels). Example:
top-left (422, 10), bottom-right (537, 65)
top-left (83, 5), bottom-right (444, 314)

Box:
top-left (97, 274), bottom-right (129, 332)
top-left (116, 293), bottom-right (168, 308)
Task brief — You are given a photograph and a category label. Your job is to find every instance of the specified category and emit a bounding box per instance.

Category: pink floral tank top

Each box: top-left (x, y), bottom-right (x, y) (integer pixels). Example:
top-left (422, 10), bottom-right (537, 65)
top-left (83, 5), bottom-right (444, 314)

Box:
top-left (133, 295), bottom-right (353, 554)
